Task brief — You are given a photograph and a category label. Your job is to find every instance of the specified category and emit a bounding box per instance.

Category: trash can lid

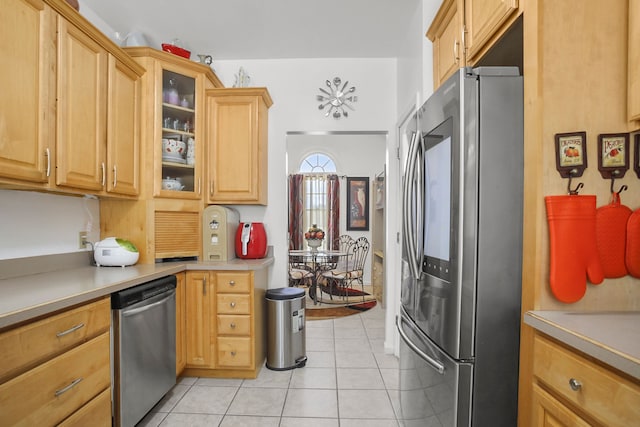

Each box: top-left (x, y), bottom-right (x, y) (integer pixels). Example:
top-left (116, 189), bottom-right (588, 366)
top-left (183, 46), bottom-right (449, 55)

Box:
top-left (266, 287), bottom-right (306, 300)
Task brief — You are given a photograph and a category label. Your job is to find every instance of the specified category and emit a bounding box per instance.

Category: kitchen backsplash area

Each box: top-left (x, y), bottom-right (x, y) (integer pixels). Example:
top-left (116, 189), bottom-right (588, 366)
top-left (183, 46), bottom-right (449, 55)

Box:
top-left (0, 190), bottom-right (100, 260)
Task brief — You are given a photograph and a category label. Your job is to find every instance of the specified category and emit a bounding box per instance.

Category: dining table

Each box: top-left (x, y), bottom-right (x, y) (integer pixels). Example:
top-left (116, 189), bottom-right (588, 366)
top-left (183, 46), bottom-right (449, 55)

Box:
top-left (288, 249), bottom-right (349, 304)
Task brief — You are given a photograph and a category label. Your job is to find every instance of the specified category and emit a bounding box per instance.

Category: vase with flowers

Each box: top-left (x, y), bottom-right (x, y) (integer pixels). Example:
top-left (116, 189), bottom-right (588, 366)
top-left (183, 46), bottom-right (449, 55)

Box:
top-left (304, 224), bottom-right (325, 251)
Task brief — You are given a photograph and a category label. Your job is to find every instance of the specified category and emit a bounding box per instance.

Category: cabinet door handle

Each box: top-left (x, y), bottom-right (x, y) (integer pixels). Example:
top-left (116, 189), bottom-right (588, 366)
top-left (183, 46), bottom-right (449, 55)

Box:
top-left (230, 322), bottom-right (236, 329)
top-left (203, 275), bottom-right (207, 295)
top-left (230, 301), bottom-right (236, 308)
top-left (56, 323), bottom-right (85, 337)
top-left (230, 351), bottom-right (236, 357)
top-left (197, 177), bottom-right (201, 195)
top-left (453, 39), bottom-right (460, 64)
top-left (569, 378), bottom-right (582, 391)
top-left (45, 148), bottom-right (51, 177)
top-left (229, 280), bottom-right (235, 286)
top-left (210, 181), bottom-right (214, 196)
top-left (113, 165), bottom-right (117, 188)
top-left (54, 377), bottom-right (83, 397)
top-left (101, 162), bottom-right (106, 187)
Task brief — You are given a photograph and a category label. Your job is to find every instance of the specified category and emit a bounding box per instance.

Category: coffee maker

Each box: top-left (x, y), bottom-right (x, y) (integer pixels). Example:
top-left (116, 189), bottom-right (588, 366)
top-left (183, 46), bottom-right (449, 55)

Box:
top-left (202, 205), bottom-right (239, 261)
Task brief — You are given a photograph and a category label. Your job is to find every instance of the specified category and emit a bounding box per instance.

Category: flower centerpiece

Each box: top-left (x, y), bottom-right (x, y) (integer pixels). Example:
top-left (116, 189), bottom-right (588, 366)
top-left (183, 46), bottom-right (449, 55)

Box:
top-left (304, 224), bottom-right (325, 251)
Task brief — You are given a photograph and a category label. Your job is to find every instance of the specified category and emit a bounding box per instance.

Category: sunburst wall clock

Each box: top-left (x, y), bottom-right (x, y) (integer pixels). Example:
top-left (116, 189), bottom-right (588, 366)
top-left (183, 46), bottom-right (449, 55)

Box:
top-left (316, 77), bottom-right (357, 119)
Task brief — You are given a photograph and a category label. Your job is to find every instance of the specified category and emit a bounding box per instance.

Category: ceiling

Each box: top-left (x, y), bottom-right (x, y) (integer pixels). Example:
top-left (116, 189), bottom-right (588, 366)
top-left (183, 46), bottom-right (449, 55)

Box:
top-left (81, 0), bottom-right (423, 60)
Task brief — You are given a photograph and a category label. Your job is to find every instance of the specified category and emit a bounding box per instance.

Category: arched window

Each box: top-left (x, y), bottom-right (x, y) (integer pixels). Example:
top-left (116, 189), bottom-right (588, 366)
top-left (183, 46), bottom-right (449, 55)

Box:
top-left (299, 153), bottom-right (336, 173)
top-left (288, 153), bottom-right (339, 250)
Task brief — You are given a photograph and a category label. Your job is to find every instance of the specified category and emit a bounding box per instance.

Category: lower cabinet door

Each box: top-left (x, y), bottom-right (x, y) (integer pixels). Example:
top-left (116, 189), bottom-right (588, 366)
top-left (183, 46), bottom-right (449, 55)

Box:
top-left (0, 332), bottom-right (110, 426)
top-left (531, 383), bottom-right (591, 427)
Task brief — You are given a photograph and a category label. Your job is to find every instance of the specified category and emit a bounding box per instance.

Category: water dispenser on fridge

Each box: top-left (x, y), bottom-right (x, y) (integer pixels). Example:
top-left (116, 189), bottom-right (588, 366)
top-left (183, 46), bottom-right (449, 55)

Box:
top-left (202, 205), bottom-right (239, 261)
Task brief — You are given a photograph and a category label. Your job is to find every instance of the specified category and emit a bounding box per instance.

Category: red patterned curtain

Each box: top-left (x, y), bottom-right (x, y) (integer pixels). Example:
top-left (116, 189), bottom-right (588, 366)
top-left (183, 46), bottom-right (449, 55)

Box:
top-left (288, 173), bottom-right (340, 250)
top-left (288, 174), bottom-right (304, 249)
top-left (326, 174), bottom-right (340, 250)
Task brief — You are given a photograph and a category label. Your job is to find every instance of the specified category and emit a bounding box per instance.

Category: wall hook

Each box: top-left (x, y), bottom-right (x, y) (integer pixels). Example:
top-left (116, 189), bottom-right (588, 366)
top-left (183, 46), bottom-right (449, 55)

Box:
top-left (610, 177), bottom-right (627, 195)
top-left (567, 169), bottom-right (584, 195)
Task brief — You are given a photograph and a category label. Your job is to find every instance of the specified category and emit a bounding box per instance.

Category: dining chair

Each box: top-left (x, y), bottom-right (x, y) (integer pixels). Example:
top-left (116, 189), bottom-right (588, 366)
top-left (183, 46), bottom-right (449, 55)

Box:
top-left (288, 255), bottom-right (314, 287)
top-left (320, 236), bottom-right (369, 301)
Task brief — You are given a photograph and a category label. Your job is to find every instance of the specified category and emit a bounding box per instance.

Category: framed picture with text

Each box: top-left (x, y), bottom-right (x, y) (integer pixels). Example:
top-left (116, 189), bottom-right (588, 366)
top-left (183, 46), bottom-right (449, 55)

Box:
top-left (598, 133), bottom-right (629, 178)
top-left (346, 177), bottom-right (369, 231)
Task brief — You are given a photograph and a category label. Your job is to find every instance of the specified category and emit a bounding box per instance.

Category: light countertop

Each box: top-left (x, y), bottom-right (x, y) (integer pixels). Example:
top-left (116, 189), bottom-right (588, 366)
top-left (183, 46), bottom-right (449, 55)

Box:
top-left (0, 257), bottom-right (273, 330)
top-left (524, 310), bottom-right (640, 381)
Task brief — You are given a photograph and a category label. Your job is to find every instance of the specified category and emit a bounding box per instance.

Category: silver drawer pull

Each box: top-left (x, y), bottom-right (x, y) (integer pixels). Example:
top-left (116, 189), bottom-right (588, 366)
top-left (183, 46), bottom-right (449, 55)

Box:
top-left (230, 302), bottom-right (236, 308)
top-left (229, 280), bottom-right (235, 286)
top-left (230, 322), bottom-right (236, 329)
top-left (56, 323), bottom-right (85, 337)
top-left (569, 378), bottom-right (582, 391)
top-left (55, 377), bottom-right (83, 397)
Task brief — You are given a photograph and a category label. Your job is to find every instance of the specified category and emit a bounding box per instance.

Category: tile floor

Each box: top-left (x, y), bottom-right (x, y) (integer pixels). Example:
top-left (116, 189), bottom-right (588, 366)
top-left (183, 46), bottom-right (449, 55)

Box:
top-left (138, 302), bottom-right (401, 426)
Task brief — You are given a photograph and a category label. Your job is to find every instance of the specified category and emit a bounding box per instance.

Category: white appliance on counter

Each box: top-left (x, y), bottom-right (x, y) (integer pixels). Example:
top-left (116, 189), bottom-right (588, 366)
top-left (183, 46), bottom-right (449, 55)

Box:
top-left (202, 205), bottom-right (239, 261)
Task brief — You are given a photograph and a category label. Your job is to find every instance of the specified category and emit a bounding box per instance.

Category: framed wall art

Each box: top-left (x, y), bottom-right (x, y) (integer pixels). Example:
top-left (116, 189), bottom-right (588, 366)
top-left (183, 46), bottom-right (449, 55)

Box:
top-left (555, 131), bottom-right (587, 177)
top-left (346, 177), bottom-right (369, 231)
top-left (598, 133), bottom-right (629, 178)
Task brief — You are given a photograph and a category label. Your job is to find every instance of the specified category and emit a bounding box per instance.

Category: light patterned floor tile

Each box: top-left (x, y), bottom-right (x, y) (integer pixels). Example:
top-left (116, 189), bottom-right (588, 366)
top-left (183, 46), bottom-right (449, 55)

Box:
top-left (171, 385), bottom-right (237, 414)
top-left (283, 388), bottom-right (339, 418)
top-left (290, 367), bottom-right (337, 389)
top-left (219, 415), bottom-right (280, 426)
top-left (280, 417), bottom-right (340, 427)
top-left (159, 413), bottom-right (223, 426)
top-left (338, 389), bottom-right (396, 419)
top-left (336, 367), bottom-right (386, 389)
top-left (226, 387), bottom-right (287, 417)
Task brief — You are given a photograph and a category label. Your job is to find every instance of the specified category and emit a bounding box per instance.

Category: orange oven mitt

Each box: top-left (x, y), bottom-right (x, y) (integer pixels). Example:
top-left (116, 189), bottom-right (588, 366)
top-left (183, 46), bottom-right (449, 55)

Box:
top-left (595, 192), bottom-right (632, 278)
top-left (545, 195), bottom-right (604, 303)
top-left (626, 208), bottom-right (640, 278)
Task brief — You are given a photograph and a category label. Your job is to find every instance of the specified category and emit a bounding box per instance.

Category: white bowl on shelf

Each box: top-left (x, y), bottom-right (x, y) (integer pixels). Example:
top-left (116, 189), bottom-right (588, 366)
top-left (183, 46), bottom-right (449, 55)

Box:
top-left (162, 178), bottom-right (184, 191)
top-left (162, 139), bottom-right (186, 158)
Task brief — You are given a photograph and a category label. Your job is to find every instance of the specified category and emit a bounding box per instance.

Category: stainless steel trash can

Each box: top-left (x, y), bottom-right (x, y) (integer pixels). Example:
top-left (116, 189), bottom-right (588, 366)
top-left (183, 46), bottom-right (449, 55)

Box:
top-left (266, 287), bottom-right (307, 370)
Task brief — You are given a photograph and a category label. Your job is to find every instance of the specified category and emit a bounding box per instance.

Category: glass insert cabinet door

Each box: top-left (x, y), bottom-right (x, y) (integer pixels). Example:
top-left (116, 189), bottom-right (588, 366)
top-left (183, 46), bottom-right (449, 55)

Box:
top-left (160, 70), bottom-right (197, 195)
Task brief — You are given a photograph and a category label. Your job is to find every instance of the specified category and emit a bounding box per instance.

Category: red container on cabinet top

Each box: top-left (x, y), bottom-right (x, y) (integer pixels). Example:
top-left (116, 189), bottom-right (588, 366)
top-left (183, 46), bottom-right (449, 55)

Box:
top-left (235, 222), bottom-right (267, 259)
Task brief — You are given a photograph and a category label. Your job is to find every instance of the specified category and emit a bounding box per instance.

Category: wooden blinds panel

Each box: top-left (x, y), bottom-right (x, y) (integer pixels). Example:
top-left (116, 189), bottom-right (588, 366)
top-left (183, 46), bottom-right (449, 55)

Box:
top-left (155, 211), bottom-right (200, 258)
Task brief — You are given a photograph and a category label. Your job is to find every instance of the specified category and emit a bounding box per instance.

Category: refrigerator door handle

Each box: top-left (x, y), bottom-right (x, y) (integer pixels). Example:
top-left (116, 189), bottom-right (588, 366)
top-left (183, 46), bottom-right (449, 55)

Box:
top-left (396, 315), bottom-right (445, 374)
top-left (402, 131), bottom-right (422, 279)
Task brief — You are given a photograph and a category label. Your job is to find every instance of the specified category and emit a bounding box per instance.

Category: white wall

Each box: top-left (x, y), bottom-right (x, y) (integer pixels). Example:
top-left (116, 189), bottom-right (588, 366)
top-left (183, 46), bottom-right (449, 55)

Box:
top-left (0, 190), bottom-right (100, 260)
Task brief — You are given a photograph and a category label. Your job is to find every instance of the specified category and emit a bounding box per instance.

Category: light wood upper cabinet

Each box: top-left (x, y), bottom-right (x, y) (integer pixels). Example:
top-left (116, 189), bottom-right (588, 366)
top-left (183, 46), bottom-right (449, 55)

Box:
top-left (56, 16), bottom-right (108, 192)
top-left (123, 47), bottom-right (222, 201)
top-left (427, 0), bottom-right (465, 88)
top-left (629, 0), bottom-right (640, 123)
top-left (1, 0), bottom-right (143, 197)
top-left (106, 55), bottom-right (141, 196)
top-left (427, 0), bottom-right (522, 89)
top-left (0, 0), bottom-right (56, 184)
top-left (206, 88), bottom-right (272, 205)
top-left (465, 0), bottom-right (519, 60)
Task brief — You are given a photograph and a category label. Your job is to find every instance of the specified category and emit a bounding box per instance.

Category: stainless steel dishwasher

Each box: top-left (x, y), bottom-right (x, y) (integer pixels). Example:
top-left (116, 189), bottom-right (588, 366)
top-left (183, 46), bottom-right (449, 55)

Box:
top-left (112, 275), bottom-right (176, 427)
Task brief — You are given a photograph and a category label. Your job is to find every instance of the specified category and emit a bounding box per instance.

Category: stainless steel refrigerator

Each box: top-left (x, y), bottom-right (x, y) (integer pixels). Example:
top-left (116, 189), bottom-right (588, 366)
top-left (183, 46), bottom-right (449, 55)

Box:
top-left (398, 67), bottom-right (523, 426)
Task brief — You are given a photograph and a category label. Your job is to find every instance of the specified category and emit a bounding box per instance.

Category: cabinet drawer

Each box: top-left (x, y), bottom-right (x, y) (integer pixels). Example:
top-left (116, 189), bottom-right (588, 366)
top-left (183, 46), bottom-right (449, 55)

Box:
top-left (217, 294), bottom-right (251, 314)
top-left (531, 383), bottom-right (591, 426)
top-left (216, 272), bottom-right (251, 293)
top-left (0, 297), bottom-right (110, 382)
top-left (58, 387), bottom-right (111, 427)
top-left (0, 332), bottom-right (111, 426)
top-left (217, 337), bottom-right (252, 368)
top-left (217, 315), bottom-right (251, 336)
top-left (533, 334), bottom-right (640, 426)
